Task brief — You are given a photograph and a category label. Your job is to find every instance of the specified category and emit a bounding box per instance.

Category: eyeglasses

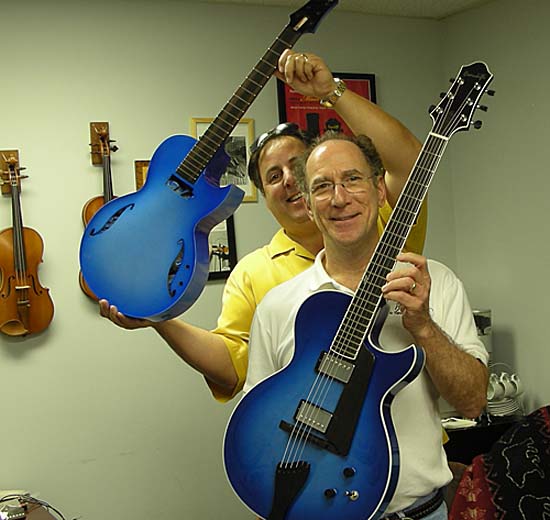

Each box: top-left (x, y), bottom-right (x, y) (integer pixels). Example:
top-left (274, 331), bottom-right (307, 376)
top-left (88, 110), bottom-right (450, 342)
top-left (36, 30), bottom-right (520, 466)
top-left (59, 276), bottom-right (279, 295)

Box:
top-left (250, 122), bottom-right (304, 156)
top-left (309, 173), bottom-right (375, 201)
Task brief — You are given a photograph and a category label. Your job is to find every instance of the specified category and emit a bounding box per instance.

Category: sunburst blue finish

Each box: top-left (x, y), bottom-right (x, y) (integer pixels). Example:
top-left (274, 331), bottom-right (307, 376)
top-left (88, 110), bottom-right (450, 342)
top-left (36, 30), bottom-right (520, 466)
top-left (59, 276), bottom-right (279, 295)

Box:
top-left (79, 134), bottom-right (244, 320)
top-left (224, 291), bottom-right (425, 520)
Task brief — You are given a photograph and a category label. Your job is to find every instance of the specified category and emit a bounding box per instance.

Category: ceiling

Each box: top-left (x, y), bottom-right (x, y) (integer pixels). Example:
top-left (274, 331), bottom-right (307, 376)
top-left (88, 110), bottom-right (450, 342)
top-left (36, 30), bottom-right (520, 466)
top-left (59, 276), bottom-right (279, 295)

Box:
top-left (184, 0), bottom-right (495, 20)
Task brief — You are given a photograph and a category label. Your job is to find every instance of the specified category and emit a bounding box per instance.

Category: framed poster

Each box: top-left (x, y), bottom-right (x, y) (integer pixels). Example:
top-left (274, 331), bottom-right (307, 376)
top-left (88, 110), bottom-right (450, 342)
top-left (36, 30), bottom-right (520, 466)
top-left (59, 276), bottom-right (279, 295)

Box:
top-left (208, 215), bottom-right (237, 280)
top-left (276, 73), bottom-right (376, 137)
top-left (190, 117), bottom-right (257, 202)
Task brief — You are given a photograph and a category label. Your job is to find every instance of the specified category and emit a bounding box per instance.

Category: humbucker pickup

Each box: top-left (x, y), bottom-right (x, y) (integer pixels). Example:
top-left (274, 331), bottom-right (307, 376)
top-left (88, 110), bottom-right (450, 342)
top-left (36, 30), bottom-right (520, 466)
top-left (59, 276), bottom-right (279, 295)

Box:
top-left (316, 351), bottom-right (355, 384)
top-left (295, 399), bottom-right (332, 434)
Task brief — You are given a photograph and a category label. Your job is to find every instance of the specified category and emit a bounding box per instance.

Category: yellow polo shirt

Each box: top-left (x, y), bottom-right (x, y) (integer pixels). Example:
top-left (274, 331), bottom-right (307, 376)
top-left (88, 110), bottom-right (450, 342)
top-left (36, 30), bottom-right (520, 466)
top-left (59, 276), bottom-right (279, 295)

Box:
top-left (209, 200), bottom-right (428, 401)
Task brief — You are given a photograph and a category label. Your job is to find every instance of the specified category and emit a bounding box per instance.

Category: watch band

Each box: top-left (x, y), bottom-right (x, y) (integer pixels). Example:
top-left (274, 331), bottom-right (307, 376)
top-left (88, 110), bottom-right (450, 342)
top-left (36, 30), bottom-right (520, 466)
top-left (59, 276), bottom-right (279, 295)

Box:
top-left (319, 78), bottom-right (347, 108)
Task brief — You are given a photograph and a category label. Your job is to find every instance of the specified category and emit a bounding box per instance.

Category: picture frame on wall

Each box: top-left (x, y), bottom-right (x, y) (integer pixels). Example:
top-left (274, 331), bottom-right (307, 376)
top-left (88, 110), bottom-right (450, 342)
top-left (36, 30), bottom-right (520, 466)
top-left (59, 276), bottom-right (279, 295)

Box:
top-left (134, 159), bottom-right (150, 190)
top-left (190, 117), bottom-right (258, 203)
top-left (208, 215), bottom-right (237, 280)
top-left (276, 73), bottom-right (376, 136)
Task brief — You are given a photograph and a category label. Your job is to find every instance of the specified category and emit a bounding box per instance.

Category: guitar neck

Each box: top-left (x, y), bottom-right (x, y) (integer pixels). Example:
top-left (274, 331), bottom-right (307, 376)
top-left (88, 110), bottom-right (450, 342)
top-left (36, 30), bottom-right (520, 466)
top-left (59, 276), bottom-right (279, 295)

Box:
top-left (331, 134), bottom-right (449, 359)
top-left (176, 24), bottom-right (303, 185)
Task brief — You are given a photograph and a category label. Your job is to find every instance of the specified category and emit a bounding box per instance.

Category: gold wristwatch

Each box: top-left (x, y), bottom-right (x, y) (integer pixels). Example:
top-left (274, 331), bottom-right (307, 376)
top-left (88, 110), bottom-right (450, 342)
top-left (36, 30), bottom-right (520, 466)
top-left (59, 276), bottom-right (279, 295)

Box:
top-left (319, 78), bottom-right (347, 108)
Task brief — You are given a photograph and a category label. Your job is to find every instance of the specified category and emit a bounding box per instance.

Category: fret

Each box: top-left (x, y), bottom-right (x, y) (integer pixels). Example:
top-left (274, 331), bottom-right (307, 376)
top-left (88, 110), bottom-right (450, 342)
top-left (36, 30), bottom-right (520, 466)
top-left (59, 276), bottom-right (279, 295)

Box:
top-left (389, 215), bottom-right (414, 229)
top-left (171, 26), bottom-right (302, 186)
top-left (421, 149), bottom-right (443, 159)
top-left (208, 120), bottom-right (234, 139)
top-left (341, 329), bottom-right (365, 346)
top-left (215, 118), bottom-right (237, 133)
top-left (196, 136), bottom-right (218, 156)
top-left (373, 250), bottom-right (398, 268)
top-left (226, 100), bottom-right (247, 117)
top-left (394, 205), bottom-right (417, 217)
top-left (367, 258), bottom-right (395, 277)
top-left (233, 91), bottom-right (254, 105)
top-left (332, 338), bottom-right (362, 358)
top-left (238, 84), bottom-right (256, 98)
top-left (380, 228), bottom-right (406, 243)
top-left (219, 107), bottom-right (242, 125)
top-left (374, 247), bottom-right (401, 265)
top-left (245, 76), bottom-right (264, 90)
top-left (401, 191), bottom-right (423, 204)
top-left (408, 174), bottom-right (433, 187)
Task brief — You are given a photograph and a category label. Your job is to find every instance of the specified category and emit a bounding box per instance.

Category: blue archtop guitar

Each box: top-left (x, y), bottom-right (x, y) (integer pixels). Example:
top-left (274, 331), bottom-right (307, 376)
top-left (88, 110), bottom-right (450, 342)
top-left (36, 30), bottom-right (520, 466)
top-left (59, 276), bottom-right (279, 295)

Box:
top-left (79, 0), bottom-right (339, 320)
top-left (223, 62), bottom-right (494, 520)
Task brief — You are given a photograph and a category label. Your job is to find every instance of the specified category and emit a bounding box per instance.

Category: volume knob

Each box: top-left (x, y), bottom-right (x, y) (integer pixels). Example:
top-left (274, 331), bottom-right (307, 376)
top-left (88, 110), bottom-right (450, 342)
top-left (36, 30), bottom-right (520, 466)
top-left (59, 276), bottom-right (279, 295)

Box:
top-left (324, 488), bottom-right (337, 499)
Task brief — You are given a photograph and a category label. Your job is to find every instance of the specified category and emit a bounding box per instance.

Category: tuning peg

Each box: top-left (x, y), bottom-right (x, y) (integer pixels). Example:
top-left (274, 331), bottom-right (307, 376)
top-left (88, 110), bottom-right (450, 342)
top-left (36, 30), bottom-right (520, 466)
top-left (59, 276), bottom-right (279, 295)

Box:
top-left (449, 78), bottom-right (455, 83)
top-left (439, 92), bottom-right (447, 98)
top-left (428, 105), bottom-right (436, 112)
top-left (471, 120), bottom-right (483, 129)
top-left (110, 144), bottom-right (119, 153)
top-left (485, 89), bottom-right (495, 96)
top-left (477, 105), bottom-right (488, 112)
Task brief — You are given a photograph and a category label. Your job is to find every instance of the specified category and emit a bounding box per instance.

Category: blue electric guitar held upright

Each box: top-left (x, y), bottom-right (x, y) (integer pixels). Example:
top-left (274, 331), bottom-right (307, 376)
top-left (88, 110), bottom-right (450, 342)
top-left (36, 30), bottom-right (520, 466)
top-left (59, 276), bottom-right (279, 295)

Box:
top-left (223, 62), bottom-right (494, 520)
top-left (79, 0), bottom-right (339, 321)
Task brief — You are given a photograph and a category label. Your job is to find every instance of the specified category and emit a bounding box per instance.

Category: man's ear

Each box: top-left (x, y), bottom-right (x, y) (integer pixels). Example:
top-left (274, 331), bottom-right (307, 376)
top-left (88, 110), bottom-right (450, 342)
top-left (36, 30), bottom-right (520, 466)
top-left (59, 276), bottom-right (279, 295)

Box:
top-left (306, 197), bottom-right (315, 220)
top-left (377, 176), bottom-right (387, 208)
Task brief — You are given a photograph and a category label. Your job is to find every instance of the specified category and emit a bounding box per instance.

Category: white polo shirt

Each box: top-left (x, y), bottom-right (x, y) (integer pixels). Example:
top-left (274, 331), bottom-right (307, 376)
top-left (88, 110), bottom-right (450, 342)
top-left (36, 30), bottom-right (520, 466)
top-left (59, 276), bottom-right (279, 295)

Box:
top-left (245, 252), bottom-right (488, 514)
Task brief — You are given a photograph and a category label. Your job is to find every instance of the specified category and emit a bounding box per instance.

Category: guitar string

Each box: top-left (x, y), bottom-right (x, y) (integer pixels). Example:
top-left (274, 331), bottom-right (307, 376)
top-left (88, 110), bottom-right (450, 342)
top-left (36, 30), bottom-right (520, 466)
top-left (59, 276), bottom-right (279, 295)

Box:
top-left (282, 131), bottom-right (442, 466)
top-left (280, 80), bottom-right (478, 467)
top-left (294, 132), bottom-right (443, 461)
top-left (281, 93), bottom-right (457, 465)
top-left (176, 32), bottom-right (297, 183)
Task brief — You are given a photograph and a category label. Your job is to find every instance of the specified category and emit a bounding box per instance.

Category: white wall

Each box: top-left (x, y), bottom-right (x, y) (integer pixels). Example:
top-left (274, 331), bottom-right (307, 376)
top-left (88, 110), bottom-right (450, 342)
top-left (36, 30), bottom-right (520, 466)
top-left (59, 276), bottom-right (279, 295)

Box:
top-left (4, 0), bottom-right (550, 520)
top-left (8, 1), bottom-right (548, 519)
top-left (442, 0), bottom-right (550, 413)
top-left (0, 2), bottom-right (442, 519)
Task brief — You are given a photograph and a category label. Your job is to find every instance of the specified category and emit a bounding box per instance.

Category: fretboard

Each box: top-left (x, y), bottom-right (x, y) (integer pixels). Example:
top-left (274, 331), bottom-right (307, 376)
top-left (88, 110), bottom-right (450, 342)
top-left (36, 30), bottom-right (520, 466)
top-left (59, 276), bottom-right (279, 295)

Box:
top-left (331, 133), bottom-right (449, 359)
top-left (175, 25), bottom-right (302, 185)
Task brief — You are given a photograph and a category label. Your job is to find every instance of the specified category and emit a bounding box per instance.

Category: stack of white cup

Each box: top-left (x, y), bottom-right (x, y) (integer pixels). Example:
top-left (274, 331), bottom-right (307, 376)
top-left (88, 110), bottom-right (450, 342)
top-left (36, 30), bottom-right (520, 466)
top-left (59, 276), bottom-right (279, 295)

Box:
top-left (486, 372), bottom-right (523, 416)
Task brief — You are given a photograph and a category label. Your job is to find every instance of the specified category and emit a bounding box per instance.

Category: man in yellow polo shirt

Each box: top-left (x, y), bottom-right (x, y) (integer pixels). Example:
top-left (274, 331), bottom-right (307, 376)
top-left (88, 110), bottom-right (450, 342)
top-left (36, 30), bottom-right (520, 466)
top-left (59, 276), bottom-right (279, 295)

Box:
top-left (99, 50), bottom-right (426, 402)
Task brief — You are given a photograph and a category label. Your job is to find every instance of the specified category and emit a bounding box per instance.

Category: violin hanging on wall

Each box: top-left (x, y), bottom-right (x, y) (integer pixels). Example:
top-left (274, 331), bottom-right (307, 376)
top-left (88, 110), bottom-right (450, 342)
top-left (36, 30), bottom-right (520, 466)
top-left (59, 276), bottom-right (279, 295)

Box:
top-left (0, 151), bottom-right (54, 336)
top-left (79, 122), bottom-right (118, 300)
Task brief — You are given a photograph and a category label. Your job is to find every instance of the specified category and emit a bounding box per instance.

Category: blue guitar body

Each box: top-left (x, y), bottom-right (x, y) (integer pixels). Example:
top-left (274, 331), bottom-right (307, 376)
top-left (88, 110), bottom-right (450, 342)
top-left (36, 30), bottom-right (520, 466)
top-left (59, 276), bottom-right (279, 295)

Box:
top-left (78, 0), bottom-right (341, 320)
top-left (224, 291), bottom-right (425, 520)
top-left (79, 134), bottom-right (243, 320)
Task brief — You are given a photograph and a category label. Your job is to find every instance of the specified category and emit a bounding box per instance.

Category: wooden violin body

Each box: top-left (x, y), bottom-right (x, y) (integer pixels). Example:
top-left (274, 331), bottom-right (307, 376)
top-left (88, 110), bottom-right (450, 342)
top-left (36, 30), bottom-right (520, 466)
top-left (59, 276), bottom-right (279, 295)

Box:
top-left (79, 123), bottom-right (118, 301)
top-left (0, 226), bottom-right (54, 336)
top-left (0, 154), bottom-right (54, 336)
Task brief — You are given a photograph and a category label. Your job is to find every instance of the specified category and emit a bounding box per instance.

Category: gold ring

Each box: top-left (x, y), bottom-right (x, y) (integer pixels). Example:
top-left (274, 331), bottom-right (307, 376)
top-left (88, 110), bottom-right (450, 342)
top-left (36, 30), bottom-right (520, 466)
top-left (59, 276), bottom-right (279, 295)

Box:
top-left (300, 53), bottom-right (308, 61)
top-left (410, 281), bottom-right (417, 294)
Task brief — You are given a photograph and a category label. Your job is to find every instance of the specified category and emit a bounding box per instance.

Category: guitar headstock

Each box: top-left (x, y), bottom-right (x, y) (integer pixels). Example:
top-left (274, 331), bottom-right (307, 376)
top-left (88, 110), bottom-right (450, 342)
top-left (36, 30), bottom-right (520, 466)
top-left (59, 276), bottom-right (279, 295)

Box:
top-left (289, 0), bottom-right (339, 34)
top-left (430, 61), bottom-right (494, 139)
